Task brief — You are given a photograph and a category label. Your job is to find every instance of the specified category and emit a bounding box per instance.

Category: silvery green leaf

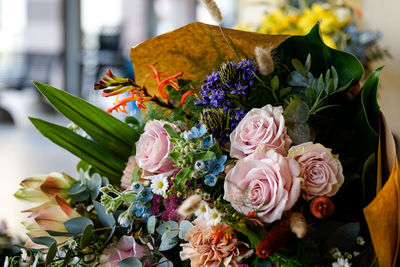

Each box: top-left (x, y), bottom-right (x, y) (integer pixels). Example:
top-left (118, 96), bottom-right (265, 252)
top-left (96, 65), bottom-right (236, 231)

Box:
top-left (156, 222), bottom-right (167, 235)
top-left (88, 173), bottom-right (102, 199)
top-left (284, 100), bottom-right (310, 123)
top-left (305, 53), bottom-right (311, 72)
top-left (157, 257), bottom-right (174, 267)
top-left (287, 71), bottom-right (308, 87)
top-left (118, 257), bottom-right (142, 267)
top-left (287, 122), bottom-right (311, 145)
top-left (331, 66), bottom-right (339, 89)
top-left (162, 221), bottom-right (179, 240)
top-left (179, 220), bottom-right (194, 239)
top-left (159, 237), bottom-right (178, 251)
top-left (147, 216), bottom-right (157, 234)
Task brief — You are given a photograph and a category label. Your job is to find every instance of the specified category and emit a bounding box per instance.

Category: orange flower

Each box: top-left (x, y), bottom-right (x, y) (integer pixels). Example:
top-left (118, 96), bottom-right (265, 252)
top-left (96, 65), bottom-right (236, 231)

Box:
top-left (309, 196), bottom-right (335, 219)
top-left (256, 220), bottom-right (291, 259)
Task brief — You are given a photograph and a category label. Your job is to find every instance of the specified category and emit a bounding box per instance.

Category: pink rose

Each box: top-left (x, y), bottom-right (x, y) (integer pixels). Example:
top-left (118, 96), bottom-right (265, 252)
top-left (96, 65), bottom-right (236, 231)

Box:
top-left (100, 235), bottom-right (151, 267)
top-left (135, 120), bottom-right (179, 177)
top-left (224, 149), bottom-right (301, 223)
top-left (230, 105), bottom-right (291, 159)
top-left (288, 142), bottom-right (344, 200)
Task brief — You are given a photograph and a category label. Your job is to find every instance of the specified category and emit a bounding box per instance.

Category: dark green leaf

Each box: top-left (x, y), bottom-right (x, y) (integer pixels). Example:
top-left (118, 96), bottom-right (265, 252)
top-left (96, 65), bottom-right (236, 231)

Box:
top-left (33, 82), bottom-right (137, 160)
top-left (323, 222), bottom-right (360, 252)
top-left (68, 182), bottom-right (87, 195)
top-left (317, 74), bottom-right (324, 93)
top-left (79, 223), bottom-right (93, 249)
top-left (287, 122), bottom-right (311, 145)
top-left (163, 124), bottom-right (181, 139)
top-left (305, 53), bottom-right (311, 72)
top-left (76, 160), bottom-right (89, 172)
top-left (62, 249), bottom-right (72, 267)
top-left (46, 243), bottom-right (57, 266)
top-left (45, 230), bottom-right (73, 237)
top-left (362, 153), bottom-right (377, 205)
top-left (271, 75), bottom-right (279, 91)
top-left (29, 118), bottom-right (124, 184)
top-left (307, 87), bottom-right (316, 103)
top-left (209, 142), bottom-right (223, 158)
top-left (125, 116), bottom-right (140, 126)
top-left (331, 66), bottom-right (339, 89)
top-left (119, 257), bottom-right (142, 267)
top-left (275, 23), bottom-right (363, 88)
top-left (64, 217), bottom-right (93, 235)
top-left (30, 236), bottom-right (57, 247)
top-left (280, 87), bottom-right (292, 97)
top-left (192, 151), bottom-right (215, 161)
top-left (70, 189), bottom-right (90, 202)
top-left (291, 58), bottom-right (307, 76)
top-left (284, 100), bottom-right (310, 123)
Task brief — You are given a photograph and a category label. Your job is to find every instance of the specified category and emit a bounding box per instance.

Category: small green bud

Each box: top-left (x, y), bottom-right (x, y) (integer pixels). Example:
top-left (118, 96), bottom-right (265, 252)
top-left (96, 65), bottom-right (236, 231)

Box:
top-left (177, 192), bottom-right (182, 198)
top-left (190, 143), bottom-right (197, 149)
top-left (184, 146), bottom-right (190, 153)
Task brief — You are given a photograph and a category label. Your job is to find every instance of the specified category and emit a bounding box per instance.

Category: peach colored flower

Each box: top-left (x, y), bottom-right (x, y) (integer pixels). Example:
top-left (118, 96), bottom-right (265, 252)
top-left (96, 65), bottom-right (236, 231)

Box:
top-left (120, 156), bottom-right (137, 191)
top-left (180, 219), bottom-right (253, 267)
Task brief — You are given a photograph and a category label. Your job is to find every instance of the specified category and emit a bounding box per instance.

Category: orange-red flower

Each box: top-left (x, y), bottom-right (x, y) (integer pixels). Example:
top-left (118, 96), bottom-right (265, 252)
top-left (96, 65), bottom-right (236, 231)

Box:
top-left (309, 196), bottom-right (335, 219)
top-left (256, 220), bottom-right (291, 259)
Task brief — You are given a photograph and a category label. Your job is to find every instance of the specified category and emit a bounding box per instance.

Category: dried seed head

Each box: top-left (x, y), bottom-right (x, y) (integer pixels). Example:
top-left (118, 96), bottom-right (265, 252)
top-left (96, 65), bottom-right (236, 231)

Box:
top-left (255, 46), bottom-right (275, 75)
top-left (201, 0), bottom-right (223, 24)
top-left (178, 194), bottom-right (202, 216)
top-left (289, 212), bottom-right (307, 239)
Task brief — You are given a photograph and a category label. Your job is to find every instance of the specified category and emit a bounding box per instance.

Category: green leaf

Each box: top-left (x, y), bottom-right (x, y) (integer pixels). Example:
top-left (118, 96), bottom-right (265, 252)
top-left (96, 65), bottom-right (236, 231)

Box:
top-left (30, 236), bottom-right (57, 247)
top-left (284, 100), bottom-right (310, 123)
top-left (163, 124), bottom-right (181, 139)
top-left (175, 168), bottom-right (193, 190)
top-left (68, 182), bottom-right (87, 195)
top-left (169, 151), bottom-right (180, 162)
top-left (159, 237), bottom-right (178, 251)
top-left (76, 160), bottom-right (89, 172)
top-left (79, 224), bottom-right (93, 249)
top-left (122, 192), bottom-right (137, 203)
top-left (93, 201), bottom-right (116, 227)
top-left (46, 243), bottom-right (57, 266)
top-left (132, 166), bottom-right (140, 183)
top-left (45, 230), bottom-right (73, 237)
top-left (280, 87), bottom-right (292, 97)
top-left (33, 82), bottom-right (137, 160)
top-left (305, 53), bottom-right (311, 72)
top-left (291, 58), bottom-right (307, 76)
top-left (119, 257), bottom-right (142, 267)
top-left (62, 249), bottom-right (72, 267)
top-left (362, 153), bottom-right (377, 205)
top-left (275, 23), bottom-right (363, 88)
top-left (323, 222), bottom-right (360, 252)
top-left (64, 217), bottom-right (93, 235)
top-left (209, 142), bottom-right (223, 158)
top-left (271, 75), bottom-right (279, 91)
top-left (147, 215), bottom-right (157, 234)
top-left (30, 118), bottom-right (124, 184)
top-left (331, 66), bottom-right (339, 89)
top-left (192, 151), bottom-right (215, 161)
top-left (125, 116), bottom-right (140, 126)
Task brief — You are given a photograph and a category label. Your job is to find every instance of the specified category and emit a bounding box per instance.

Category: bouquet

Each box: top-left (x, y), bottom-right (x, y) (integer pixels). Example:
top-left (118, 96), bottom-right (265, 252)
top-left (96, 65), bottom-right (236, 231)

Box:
top-left (236, 0), bottom-right (390, 72)
top-left (9, 1), bottom-right (399, 266)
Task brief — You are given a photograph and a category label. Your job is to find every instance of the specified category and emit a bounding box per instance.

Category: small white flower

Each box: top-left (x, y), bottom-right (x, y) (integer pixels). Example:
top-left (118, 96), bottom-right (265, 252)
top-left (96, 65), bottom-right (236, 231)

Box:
top-left (332, 257), bottom-right (351, 267)
top-left (3, 256), bottom-right (9, 267)
top-left (353, 251), bottom-right (360, 257)
top-left (118, 216), bottom-right (131, 228)
top-left (195, 201), bottom-right (209, 218)
top-left (205, 207), bottom-right (222, 226)
top-left (150, 175), bottom-right (169, 195)
top-left (329, 247), bottom-right (341, 259)
top-left (67, 239), bottom-right (77, 250)
top-left (21, 248), bottom-right (28, 261)
top-left (356, 236), bottom-right (365, 246)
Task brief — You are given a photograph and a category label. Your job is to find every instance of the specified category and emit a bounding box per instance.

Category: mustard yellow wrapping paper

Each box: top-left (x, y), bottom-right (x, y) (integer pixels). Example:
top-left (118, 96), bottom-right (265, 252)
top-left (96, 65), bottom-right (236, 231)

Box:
top-left (130, 22), bottom-right (287, 95)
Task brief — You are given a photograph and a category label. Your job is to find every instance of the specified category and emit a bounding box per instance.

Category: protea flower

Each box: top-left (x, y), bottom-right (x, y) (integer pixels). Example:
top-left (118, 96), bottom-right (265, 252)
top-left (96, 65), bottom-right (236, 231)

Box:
top-left (22, 196), bottom-right (80, 247)
top-left (14, 172), bottom-right (74, 203)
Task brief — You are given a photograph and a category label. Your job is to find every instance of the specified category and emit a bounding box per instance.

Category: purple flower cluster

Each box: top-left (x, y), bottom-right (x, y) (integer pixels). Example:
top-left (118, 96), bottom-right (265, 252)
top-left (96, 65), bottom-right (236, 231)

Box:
top-left (195, 60), bottom-right (257, 110)
top-left (161, 194), bottom-right (183, 222)
top-left (229, 109), bottom-right (246, 132)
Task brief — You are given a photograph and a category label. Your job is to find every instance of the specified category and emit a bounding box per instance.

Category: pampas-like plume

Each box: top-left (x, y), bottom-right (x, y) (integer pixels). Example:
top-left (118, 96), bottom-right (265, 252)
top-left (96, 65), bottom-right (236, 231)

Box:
top-left (289, 212), bottom-right (307, 239)
top-left (201, 0), bottom-right (223, 24)
top-left (178, 194), bottom-right (202, 216)
top-left (255, 46), bottom-right (275, 75)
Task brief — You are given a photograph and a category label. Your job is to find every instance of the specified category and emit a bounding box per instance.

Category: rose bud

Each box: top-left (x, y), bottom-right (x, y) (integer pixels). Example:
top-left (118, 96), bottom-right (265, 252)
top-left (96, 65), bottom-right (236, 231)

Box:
top-left (309, 196), bottom-right (335, 219)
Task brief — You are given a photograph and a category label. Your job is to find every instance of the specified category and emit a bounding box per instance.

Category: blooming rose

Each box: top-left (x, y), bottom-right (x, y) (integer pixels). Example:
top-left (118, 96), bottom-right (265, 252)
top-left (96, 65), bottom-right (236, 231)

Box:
top-left (288, 142), bottom-right (344, 200)
top-left (180, 219), bottom-right (253, 267)
top-left (230, 105), bottom-right (291, 159)
top-left (100, 235), bottom-right (151, 267)
top-left (224, 148), bottom-right (301, 223)
top-left (135, 120), bottom-right (179, 177)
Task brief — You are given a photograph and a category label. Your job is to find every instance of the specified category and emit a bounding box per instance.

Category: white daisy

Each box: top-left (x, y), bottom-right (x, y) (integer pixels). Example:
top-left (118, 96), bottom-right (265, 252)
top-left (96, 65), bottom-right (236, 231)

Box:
top-left (205, 207), bottom-right (222, 226)
top-left (195, 201), bottom-right (209, 218)
top-left (150, 175), bottom-right (169, 196)
top-left (332, 257), bottom-right (351, 267)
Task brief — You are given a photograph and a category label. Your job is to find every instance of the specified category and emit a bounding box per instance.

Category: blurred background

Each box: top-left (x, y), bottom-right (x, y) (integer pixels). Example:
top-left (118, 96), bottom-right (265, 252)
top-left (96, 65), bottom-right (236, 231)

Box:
top-left (0, 0), bottom-right (398, 238)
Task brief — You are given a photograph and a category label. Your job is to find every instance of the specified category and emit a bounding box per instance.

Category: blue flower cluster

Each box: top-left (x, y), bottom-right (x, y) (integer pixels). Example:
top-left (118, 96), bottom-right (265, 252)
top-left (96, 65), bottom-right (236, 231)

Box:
top-left (131, 184), bottom-right (153, 222)
top-left (195, 155), bottom-right (228, 187)
top-left (183, 124), bottom-right (215, 150)
top-left (195, 59), bottom-right (257, 110)
top-left (344, 24), bottom-right (382, 63)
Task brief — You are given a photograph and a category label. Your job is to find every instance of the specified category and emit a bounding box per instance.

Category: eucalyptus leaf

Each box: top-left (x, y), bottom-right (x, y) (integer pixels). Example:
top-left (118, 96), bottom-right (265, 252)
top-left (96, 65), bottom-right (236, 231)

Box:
top-left (88, 173), bottom-right (102, 199)
top-left (159, 237), bottom-right (178, 251)
top-left (147, 216), bottom-right (157, 234)
top-left (284, 100), bottom-right (310, 123)
top-left (287, 122), bottom-right (311, 145)
top-left (79, 223), bottom-right (93, 249)
top-left (118, 257), bottom-right (142, 267)
top-left (68, 182), bottom-right (87, 195)
top-left (64, 217), bottom-right (93, 235)
top-left (93, 200), bottom-right (116, 227)
top-left (179, 220), bottom-right (194, 239)
top-left (30, 236), bottom-right (57, 247)
top-left (158, 257), bottom-right (174, 267)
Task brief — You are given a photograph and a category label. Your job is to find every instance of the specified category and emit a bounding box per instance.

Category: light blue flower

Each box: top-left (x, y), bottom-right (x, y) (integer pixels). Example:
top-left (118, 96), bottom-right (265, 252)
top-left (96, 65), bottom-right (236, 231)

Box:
top-left (205, 155), bottom-right (227, 175)
top-left (202, 135), bottom-right (214, 150)
top-left (184, 124), bottom-right (207, 140)
top-left (141, 209), bottom-right (152, 222)
top-left (130, 182), bottom-right (144, 193)
top-left (204, 174), bottom-right (217, 186)
top-left (137, 187), bottom-right (153, 203)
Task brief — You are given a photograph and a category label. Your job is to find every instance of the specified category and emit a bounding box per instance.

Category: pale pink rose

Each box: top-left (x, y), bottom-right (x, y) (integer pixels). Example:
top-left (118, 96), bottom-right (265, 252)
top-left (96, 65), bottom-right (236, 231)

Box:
top-left (120, 156), bottom-right (137, 191)
top-left (224, 149), bottom-right (301, 223)
top-left (180, 219), bottom-right (253, 267)
top-left (135, 120), bottom-right (179, 177)
top-left (100, 235), bottom-right (151, 267)
top-left (288, 142), bottom-right (344, 201)
top-left (230, 105), bottom-right (291, 159)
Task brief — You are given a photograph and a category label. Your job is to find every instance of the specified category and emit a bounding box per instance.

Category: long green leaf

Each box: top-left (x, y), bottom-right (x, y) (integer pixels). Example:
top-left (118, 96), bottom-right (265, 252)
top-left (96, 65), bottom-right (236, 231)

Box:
top-left (33, 82), bottom-right (137, 160)
top-left (30, 117), bottom-right (124, 184)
